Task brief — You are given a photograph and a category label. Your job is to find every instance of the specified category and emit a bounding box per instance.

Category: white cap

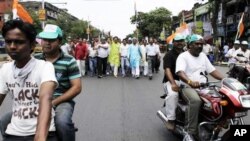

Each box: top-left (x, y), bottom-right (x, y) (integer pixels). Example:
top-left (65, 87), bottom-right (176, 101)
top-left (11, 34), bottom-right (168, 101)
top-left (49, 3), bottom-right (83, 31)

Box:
top-left (234, 40), bottom-right (240, 44)
top-left (241, 40), bottom-right (248, 45)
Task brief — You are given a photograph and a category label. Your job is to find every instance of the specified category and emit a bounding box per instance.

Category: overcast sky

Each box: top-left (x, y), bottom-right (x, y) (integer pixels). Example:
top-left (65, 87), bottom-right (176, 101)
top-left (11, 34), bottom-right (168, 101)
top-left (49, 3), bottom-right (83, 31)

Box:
top-left (42, 0), bottom-right (208, 38)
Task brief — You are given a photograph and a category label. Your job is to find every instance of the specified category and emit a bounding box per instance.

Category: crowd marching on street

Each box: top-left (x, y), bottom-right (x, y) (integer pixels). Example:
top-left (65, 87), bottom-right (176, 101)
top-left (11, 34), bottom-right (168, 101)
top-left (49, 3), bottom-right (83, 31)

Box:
top-left (61, 36), bottom-right (162, 80)
top-left (1, 19), bottom-right (250, 141)
top-left (1, 0), bottom-right (250, 140)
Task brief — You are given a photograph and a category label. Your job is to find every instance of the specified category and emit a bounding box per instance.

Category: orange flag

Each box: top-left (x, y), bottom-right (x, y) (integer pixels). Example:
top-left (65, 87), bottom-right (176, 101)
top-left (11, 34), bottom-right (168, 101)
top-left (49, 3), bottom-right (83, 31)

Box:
top-left (166, 22), bottom-right (189, 44)
top-left (238, 13), bottom-right (244, 39)
top-left (13, 0), bottom-right (33, 24)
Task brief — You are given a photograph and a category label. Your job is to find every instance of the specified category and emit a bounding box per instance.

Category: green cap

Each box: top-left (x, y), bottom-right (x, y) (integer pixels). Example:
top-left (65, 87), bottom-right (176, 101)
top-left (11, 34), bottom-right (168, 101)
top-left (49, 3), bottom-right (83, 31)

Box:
top-left (173, 33), bottom-right (185, 41)
top-left (188, 34), bottom-right (203, 43)
top-left (38, 24), bottom-right (63, 39)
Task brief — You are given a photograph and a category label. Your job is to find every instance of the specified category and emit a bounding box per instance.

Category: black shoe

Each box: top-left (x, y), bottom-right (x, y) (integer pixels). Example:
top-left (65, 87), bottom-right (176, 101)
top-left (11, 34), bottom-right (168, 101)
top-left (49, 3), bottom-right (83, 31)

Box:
top-left (160, 94), bottom-right (167, 99)
top-left (98, 75), bottom-right (103, 78)
top-left (149, 76), bottom-right (152, 80)
top-left (136, 75), bottom-right (140, 79)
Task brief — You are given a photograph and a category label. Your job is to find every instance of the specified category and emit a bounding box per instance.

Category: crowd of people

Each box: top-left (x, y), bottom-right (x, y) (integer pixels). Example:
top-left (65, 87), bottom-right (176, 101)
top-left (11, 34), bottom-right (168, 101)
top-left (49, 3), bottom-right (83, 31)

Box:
top-left (60, 36), bottom-right (162, 80)
top-left (201, 39), bottom-right (250, 65)
top-left (1, 19), bottom-right (250, 141)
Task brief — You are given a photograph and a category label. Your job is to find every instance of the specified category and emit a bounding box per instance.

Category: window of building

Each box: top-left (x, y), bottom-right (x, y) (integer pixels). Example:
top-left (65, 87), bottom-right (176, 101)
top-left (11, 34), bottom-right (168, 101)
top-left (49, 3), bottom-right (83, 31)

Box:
top-left (227, 16), bottom-right (234, 25)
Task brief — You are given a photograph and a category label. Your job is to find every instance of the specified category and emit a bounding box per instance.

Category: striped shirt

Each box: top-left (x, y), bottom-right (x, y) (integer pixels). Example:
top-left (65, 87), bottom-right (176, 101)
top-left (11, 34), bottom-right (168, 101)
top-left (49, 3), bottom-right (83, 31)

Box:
top-left (34, 51), bottom-right (81, 97)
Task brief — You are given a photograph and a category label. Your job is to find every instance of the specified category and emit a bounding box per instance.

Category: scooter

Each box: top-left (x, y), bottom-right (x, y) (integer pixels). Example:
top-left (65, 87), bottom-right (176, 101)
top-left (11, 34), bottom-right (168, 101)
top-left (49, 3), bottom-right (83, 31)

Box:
top-left (157, 73), bottom-right (250, 141)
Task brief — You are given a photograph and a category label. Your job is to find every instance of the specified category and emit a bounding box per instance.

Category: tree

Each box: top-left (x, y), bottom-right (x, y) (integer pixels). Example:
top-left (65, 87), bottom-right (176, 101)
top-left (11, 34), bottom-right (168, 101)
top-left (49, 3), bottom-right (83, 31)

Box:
top-left (46, 12), bottom-right (74, 40)
top-left (130, 7), bottom-right (172, 39)
top-left (28, 10), bottom-right (42, 34)
top-left (209, 0), bottom-right (219, 39)
top-left (70, 20), bottom-right (88, 39)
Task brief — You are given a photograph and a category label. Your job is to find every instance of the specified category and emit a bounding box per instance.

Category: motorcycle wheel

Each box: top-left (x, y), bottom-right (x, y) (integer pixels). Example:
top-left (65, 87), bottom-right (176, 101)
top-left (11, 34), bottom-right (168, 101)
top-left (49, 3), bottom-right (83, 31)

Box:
top-left (220, 130), bottom-right (230, 141)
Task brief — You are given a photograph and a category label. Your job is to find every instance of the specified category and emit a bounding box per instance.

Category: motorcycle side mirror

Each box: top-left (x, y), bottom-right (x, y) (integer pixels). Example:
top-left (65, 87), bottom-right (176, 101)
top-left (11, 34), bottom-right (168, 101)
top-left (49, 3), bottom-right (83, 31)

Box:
top-left (200, 71), bottom-right (208, 76)
top-left (200, 72), bottom-right (208, 83)
top-left (247, 77), bottom-right (250, 84)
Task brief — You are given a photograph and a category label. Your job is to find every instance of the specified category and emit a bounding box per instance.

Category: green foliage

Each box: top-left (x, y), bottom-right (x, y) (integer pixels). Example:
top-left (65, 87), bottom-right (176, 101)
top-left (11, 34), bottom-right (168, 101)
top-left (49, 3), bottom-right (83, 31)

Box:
top-left (70, 20), bottom-right (88, 39)
top-left (28, 10), bottom-right (42, 34)
top-left (130, 7), bottom-right (172, 38)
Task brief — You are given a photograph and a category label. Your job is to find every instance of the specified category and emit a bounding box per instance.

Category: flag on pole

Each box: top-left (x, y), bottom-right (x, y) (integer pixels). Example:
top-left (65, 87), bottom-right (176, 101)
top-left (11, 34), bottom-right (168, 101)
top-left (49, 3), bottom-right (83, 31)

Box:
top-left (12, 0), bottom-right (18, 20)
top-left (166, 22), bottom-right (189, 44)
top-left (237, 13), bottom-right (244, 39)
top-left (12, 0), bottom-right (33, 24)
top-left (134, 0), bottom-right (137, 21)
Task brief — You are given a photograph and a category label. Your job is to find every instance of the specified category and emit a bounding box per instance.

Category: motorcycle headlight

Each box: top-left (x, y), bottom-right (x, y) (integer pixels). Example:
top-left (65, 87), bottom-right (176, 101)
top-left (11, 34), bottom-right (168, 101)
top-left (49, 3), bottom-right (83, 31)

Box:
top-left (239, 95), bottom-right (250, 108)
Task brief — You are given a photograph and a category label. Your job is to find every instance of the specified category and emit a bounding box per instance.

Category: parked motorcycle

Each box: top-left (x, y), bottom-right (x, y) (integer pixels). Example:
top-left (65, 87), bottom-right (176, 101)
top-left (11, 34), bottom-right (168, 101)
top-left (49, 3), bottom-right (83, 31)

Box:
top-left (157, 74), bottom-right (250, 141)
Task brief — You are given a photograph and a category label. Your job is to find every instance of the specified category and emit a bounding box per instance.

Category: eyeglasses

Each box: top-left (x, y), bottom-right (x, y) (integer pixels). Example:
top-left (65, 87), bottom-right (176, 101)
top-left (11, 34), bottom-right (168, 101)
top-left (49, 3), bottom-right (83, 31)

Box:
top-left (5, 39), bottom-right (27, 45)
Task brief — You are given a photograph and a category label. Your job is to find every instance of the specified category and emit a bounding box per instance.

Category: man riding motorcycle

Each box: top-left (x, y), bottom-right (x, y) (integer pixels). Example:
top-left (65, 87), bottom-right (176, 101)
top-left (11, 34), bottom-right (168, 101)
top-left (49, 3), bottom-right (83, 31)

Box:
top-left (228, 41), bottom-right (250, 84)
top-left (225, 40), bottom-right (240, 67)
top-left (175, 34), bottom-right (224, 141)
top-left (234, 41), bottom-right (250, 63)
top-left (162, 33), bottom-right (185, 130)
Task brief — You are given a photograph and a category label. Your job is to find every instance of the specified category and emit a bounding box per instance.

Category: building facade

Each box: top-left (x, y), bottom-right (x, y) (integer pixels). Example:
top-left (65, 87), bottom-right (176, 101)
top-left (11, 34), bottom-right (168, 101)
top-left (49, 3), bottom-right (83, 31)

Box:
top-left (0, 0), bottom-right (78, 30)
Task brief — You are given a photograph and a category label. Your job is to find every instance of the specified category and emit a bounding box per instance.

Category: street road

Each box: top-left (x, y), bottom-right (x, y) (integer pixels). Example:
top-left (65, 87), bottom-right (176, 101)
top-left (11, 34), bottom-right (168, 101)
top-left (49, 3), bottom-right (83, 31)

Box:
top-left (0, 65), bottom-right (249, 141)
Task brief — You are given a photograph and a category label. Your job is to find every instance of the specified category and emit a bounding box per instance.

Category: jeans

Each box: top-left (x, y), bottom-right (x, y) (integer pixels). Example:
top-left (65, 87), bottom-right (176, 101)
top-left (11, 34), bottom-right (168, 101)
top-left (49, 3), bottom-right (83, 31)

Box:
top-left (121, 57), bottom-right (129, 75)
top-left (0, 112), bottom-right (57, 141)
top-left (3, 132), bottom-right (58, 141)
top-left (89, 57), bottom-right (97, 76)
top-left (0, 112), bottom-right (12, 137)
top-left (54, 101), bottom-right (75, 141)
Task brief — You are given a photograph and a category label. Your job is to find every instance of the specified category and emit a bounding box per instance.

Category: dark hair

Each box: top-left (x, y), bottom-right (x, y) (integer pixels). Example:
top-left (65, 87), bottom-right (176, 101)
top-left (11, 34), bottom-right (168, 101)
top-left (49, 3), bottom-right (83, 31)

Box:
top-left (2, 20), bottom-right (37, 43)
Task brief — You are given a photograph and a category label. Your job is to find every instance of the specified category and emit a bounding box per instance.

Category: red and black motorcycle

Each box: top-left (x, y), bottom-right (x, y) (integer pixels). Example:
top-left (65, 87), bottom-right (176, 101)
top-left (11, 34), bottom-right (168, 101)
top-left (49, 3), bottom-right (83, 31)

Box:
top-left (157, 76), bottom-right (250, 141)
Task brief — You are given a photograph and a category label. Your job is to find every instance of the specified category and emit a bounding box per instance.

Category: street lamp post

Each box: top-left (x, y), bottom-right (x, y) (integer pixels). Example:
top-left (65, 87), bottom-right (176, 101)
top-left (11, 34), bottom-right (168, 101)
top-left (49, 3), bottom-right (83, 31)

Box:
top-left (42, 0), bottom-right (45, 29)
top-left (87, 17), bottom-right (90, 41)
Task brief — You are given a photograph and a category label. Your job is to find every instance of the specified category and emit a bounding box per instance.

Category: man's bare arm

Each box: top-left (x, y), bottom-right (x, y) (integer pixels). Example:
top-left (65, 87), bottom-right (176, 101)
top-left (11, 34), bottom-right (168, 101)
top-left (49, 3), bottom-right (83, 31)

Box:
top-left (52, 78), bottom-right (82, 107)
top-left (34, 81), bottom-right (57, 141)
top-left (210, 70), bottom-right (224, 80)
top-left (166, 68), bottom-right (179, 92)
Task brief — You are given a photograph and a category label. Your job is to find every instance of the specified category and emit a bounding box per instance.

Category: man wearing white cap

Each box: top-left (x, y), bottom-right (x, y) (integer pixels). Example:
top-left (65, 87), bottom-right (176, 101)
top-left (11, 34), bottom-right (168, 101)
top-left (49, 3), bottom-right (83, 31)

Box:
top-left (225, 40), bottom-right (240, 66)
top-left (234, 40), bottom-right (250, 63)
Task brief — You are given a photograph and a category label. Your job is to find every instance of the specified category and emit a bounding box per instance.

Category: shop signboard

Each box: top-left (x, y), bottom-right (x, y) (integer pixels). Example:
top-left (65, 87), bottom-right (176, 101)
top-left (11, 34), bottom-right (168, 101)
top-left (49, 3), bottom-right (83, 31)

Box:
top-left (196, 21), bottom-right (203, 34)
top-left (38, 9), bottom-right (46, 21)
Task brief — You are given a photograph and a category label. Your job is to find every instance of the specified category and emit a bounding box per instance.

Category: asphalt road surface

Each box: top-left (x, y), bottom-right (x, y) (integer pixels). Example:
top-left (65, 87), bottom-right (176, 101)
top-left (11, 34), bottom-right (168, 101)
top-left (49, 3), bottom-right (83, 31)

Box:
top-left (0, 65), bottom-right (249, 141)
